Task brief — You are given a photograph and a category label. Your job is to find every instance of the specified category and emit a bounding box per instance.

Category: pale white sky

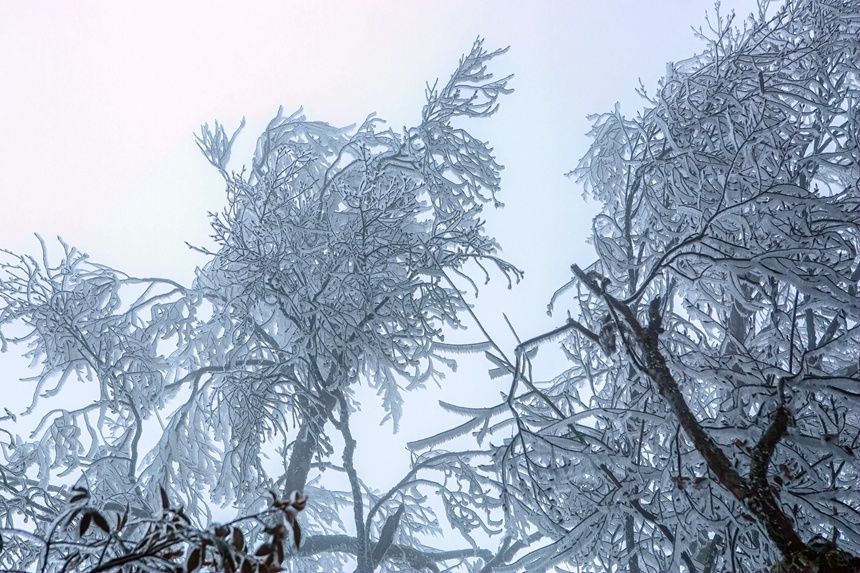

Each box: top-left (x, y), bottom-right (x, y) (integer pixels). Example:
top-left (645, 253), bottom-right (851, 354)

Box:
top-left (0, 0), bottom-right (758, 511)
top-left (0, 0), bottom-right (757, 376)
top-left (1, 1), bottom-right (756, 283)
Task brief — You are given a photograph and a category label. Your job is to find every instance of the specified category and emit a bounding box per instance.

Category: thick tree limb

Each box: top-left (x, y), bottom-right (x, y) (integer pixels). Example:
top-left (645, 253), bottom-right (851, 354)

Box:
top-left (284, 390), bottom-right (337, 496)
top-left (571, 264), bottom-right (816, 560)
top-left (573, 266), bottom-right (750, 499)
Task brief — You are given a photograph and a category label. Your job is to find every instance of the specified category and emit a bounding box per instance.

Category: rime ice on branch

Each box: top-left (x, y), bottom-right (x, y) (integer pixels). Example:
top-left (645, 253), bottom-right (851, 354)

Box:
top-left (415, 2), bottom-right (860, 572)
top-left (0, 39), bottom-right (521, 573)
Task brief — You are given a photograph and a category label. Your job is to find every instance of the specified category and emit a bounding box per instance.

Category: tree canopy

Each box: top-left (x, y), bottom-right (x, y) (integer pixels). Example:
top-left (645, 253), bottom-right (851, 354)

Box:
top-left (1, 1), bottom-right (858, 572)
top-left (0, 40), bottom-right (521, 573)
top-left (414, 1), bottom-right (858, 571)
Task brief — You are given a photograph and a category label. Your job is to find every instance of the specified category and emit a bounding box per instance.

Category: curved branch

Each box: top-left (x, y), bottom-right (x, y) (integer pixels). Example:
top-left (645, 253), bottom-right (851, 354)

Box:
top-left (572, 264), bottom-right (817, 559)
top-left (300, 534), bottom-right (493, 571)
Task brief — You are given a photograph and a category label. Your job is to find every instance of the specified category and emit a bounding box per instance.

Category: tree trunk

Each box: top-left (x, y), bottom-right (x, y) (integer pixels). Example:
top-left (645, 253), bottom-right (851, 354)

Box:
top-left (284, 390), bottom-right (337, 495)
top-left (570, 266), bottom-right (860, 571)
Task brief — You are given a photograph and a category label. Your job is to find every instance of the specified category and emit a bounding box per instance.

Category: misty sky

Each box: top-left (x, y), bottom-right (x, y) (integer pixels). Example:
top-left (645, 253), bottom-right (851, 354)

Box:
top-left (0, 0), bottom-right (758, 492)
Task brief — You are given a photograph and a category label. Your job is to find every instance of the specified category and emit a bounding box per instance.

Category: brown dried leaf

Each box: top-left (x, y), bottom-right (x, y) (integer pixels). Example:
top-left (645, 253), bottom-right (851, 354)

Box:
top-left (162, 550), bottom-right (184, 560)
top-left (232, 527), bottom-right (245, 551)
top-left (186, 547), bottom-right (201, 572)
top-left (292, 494), bottom-right (307, 511)
top-left (255, 543), bottom-right (273, 557)
top-left (268, 524), bottom-right (286, 541)
top-left (79, 512), bottom-right (92, 537)
top-left (92, 511), bottom-right (110, 533)
top-left (69, 486), bottom-right (89, 504)
top-left (176, 505), bottom-right (191, 524)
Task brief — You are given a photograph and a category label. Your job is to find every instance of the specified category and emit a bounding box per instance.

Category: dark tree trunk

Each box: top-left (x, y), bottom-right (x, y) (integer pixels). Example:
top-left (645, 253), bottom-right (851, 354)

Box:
top-left (571, 266), bottom-right (860, 572)
top-left (284, 390), bottom-right (337, 496)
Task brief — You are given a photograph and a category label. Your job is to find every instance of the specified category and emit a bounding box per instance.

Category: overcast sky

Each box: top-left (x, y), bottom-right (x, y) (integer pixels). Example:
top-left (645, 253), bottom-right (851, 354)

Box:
top-left (0, 0), bottom-right (758, 493)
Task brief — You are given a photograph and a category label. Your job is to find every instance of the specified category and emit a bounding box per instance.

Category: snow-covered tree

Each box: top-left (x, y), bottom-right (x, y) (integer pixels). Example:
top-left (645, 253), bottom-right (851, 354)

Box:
top-left (0, 39), bottom-right (520, 573)
top-left (413, 1), bottom-right (859, 571)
